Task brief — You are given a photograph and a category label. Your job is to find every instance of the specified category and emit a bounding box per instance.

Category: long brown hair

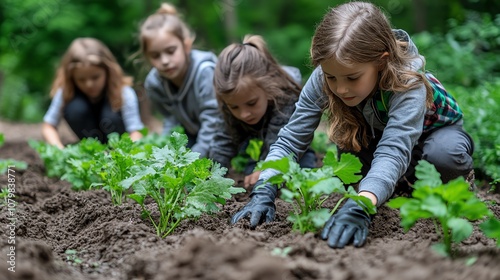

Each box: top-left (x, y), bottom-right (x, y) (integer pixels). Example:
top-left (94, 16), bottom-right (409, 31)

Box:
top-left (310, 2), bottom-right (433, 151)
top-left (214, 34), bottom-right (301, 133)
top-left (50, 37), bottom-right (131, 111)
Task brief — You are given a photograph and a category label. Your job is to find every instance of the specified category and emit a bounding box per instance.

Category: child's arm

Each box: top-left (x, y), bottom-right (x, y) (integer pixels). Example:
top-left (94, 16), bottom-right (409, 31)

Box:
top-left (42, 89), bottom-right (65, 149)
top-left (232, 68), bottom-right (325, 226)
top-left (41, 123), bottom-right (64, 149)
top-left (209, 118), bottom-right (237, 169)
top-left (120, 86), bottom-right (144, 141)
top-left (191, 66), bottom-right (220, 158)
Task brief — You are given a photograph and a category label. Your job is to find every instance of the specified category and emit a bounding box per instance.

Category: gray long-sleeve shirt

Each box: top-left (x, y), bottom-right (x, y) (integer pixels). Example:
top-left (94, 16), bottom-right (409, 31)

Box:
top-left (260, 30), bottom-right (427, 207)
top-left (145, 50), bottom-right (220, 158)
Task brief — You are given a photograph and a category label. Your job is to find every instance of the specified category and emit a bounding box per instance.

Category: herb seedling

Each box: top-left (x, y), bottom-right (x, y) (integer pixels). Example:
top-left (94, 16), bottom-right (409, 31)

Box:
top-left (256, 147), bottom-right (376, 233)
top-left (271, 246), bottom-right (292, 257)
top-left (125, 132), bottom-right (245, 237)
top-left (387, 160), bottom-right (495, 257)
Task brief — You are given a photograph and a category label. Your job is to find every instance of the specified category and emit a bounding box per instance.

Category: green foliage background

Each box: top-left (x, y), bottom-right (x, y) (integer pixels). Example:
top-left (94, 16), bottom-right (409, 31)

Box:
top-left (1, 0), bottom-right (499, 181)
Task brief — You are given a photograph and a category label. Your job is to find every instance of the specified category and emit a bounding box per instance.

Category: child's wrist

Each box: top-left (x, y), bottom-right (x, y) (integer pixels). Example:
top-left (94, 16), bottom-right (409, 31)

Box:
top-left (359, 191), bottom-right (378, 206)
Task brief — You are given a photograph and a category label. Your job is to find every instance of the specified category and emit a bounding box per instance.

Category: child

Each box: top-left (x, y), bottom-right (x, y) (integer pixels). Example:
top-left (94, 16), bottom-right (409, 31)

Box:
top-left (210, 35), bottom-right (317, 188)
top-left (231, 2), bottom-right (474, 249)
top-left (139, 3), bottom-right (220, 157)
top-left (42, 38), bottom-right (144, 148)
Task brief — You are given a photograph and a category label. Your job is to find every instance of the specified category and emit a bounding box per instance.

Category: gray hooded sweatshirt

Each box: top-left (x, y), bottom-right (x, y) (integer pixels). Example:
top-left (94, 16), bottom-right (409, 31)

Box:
top-left (260, 30), bottom-right (427, 207)
top-left (145, 50), bottom-right (220, 157)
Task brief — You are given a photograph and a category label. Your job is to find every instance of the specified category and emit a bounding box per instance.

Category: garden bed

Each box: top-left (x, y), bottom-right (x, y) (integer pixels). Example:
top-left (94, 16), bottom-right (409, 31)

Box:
top-left (0, 126), bottom-right (499, 280)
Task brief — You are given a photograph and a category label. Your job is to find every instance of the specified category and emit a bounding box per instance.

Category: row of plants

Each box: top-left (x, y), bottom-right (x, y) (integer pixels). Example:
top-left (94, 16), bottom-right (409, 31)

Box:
top-left (26, 130), bottom-right (500, 257)
top-left (30, 132), bottom-right (244, 237)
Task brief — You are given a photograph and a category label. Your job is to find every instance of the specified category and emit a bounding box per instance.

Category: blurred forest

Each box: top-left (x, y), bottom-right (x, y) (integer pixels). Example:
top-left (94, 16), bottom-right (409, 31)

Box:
top-left (0, 0), bottom-right (498, 122)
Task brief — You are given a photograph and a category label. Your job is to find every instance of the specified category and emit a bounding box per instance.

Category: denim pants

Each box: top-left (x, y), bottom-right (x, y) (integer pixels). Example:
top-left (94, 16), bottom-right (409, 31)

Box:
top-left (64, 94), bottom-right (125, 143)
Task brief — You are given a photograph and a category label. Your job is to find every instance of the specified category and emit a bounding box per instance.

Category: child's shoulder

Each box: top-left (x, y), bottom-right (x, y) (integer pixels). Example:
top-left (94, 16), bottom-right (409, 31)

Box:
top-left (190, 49), bottom-right (218, 66)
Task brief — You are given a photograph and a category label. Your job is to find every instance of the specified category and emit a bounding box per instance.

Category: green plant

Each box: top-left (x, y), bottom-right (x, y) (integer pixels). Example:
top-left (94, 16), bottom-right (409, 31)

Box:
top-left (231, 138), bottom-right (263, 173)
top-left (124, 132), bottom-right (245, 237)
top-left (0, 133), bottom-right (28, 174)
top-left (0, 188), bottom-right (9, 206)
top-left (448, 81), bottom-right (500, 185)
top-left (256, 147), bottom-right (376, 234)
top-left (387, 160), bottom-right (495, 257)
top-left (91, 133), bottom-right (139, 205)
top-left (271, 246), bottom-right (292, 257)
top-left (64, 249), bottom-right (83, 266)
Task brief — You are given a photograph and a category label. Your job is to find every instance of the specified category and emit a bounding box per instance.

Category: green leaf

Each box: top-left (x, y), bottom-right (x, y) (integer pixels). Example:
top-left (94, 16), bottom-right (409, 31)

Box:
top-left (420, 195), bottom-right (447, 218)
top-left (457, 199), bottom-right (492, 220)
top-left (348, 195), bottom-right (377, 215)
top-left (387, 197), bottom-right (411, 209)
top-left (246, 139), bottom-right (263, 161)
top-left (311, 208), bottom-right (331, 229)
top-left (414, 160), bottom-right (442, 188)
top-left (309, 177), bottom-right (343, 195)
top-left (257, 157), bottom-right (290, 174)
top-left (431, 243), bottom-right (450, 257)
top-left (323, 153), bottom-right (362, 184)
top-left (127, 194), bottom-right (145, 205)
top-left (441, 178), bottom-right (474, 202)
top-left (448, 217), bottom-right (473, 243)
top-left (480, 218), bottom-right (500, 246)
top-left (280, 188), bottom-right (297, 202)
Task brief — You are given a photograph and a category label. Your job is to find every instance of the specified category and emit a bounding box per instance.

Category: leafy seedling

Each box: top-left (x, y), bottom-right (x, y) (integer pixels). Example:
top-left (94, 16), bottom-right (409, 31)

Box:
top-left (387, 160), bottom-right (495, 257)
top-left (125, 132), bottom-right (245, 237)
top-left (271, 246), bottom-right (292, 257)
top-left (256, 147), bottom-right (376, 233)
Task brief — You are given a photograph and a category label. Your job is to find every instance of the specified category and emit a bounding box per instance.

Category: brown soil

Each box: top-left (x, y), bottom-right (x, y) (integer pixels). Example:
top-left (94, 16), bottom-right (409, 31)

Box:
top-left (0, 121), bottom-right (499, 280)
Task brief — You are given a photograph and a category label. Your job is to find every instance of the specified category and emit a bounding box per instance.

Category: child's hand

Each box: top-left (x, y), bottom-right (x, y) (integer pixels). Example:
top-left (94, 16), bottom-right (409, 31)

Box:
top-left (231, 179), bottom-right (276, 229)
top-left (244, 171), bottom-right (261, 188)
top-left (320, 199), bottom-right (372, 248)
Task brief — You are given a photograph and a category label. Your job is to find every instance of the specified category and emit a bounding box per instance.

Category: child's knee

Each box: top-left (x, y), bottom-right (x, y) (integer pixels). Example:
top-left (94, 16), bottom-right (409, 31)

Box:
top-left (423, 148), bottom-right (473, 182)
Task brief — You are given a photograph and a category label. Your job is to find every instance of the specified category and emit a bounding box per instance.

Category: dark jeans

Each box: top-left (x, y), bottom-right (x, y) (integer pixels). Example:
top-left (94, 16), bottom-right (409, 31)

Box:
top-left (338, 122), bottom-right (474, 186)
top-left (64, 94), bottom-right (125, 143)
top-left (186, 131), bottom-right (197, 149)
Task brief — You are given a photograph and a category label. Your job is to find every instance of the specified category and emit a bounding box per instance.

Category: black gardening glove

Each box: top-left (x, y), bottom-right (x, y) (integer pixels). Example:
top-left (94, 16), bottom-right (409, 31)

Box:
top-left (320, 199), bottom-right (372, 248)
top-left (231, 179), bottom-right (277, 229)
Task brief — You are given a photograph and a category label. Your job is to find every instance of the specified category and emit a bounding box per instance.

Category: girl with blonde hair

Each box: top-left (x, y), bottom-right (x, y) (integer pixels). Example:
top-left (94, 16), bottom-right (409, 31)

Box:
top-left (139, 2), bottom-right (220, 157)
top-left (232, 2), bottom-right (474, 249)
top-left (43, 37), bottom-right (144, 148)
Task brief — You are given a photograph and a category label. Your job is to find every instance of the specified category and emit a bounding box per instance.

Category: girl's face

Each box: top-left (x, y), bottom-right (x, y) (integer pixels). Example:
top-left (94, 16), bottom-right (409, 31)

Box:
top-left (72, 65), bottom-right (107, 100)
top-left (221, 84), bottom-right (269, 125)
top-left (145, 32), bottom-right (190, 87)
top-left (320, 57), bottom-right (379, 107)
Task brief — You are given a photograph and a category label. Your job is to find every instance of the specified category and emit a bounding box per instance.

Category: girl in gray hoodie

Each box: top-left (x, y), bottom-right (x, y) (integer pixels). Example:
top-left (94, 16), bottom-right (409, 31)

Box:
top-left (139, 3), bottom-right (220, 157)
top-left (232, 2), bottom-right (474, 249)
